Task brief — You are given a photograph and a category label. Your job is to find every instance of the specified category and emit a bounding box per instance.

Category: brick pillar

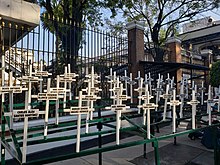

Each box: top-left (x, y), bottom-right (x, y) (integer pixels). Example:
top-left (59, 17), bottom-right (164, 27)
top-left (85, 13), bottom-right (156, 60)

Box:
top-left (127, 21), bottom-right (145, 78)
top-left (127, 21), bottom-right (145, 104)
top-left (201, 49), bottom-right (212, 88)
top-left (166, 37), bottom-right (182, 91)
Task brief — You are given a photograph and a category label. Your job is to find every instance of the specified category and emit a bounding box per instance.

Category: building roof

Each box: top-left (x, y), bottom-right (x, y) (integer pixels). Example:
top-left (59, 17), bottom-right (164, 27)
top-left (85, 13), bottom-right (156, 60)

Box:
top-left (179, 21), bottom-right (220, 45)
top-left (139, 61), bottom-right (209, 79)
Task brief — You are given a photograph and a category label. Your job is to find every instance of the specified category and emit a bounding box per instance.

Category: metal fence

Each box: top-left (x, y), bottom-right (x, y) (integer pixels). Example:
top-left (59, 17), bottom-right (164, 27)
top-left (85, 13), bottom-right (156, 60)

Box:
top-left (0, 16), bottom-right (128, 98)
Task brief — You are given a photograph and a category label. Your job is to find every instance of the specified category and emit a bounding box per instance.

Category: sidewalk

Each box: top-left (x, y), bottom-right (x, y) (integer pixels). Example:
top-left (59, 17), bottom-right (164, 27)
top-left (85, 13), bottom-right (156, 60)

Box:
top-left (46, 125), bottom-right (214, 165)
top-left (1, 121), bottom-right (215, 165)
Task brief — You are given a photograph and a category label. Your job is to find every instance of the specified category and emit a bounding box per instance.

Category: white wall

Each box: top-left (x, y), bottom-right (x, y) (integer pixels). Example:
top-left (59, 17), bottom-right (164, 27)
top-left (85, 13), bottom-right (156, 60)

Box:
top-left (0, 0), bottom-right (40, 26)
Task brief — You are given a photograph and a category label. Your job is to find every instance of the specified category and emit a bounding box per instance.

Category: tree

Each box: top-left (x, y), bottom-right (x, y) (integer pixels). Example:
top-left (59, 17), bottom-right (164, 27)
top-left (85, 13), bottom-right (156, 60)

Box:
top-left (104, 0), bottom-right (220, 61)
top-left (39, 0), bottom-right (102, 73)
top-left (210, 61), bottom-right (220, 87)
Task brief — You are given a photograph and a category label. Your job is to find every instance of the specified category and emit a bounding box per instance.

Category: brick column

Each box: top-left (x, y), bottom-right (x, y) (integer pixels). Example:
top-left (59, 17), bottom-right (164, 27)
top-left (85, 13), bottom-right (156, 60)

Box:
top-left (166, 37), bottom-right (182, 91)
top-left (201, 49), bottom-right (212, 88)
top-left (127, 21), bottom-right (145, 78)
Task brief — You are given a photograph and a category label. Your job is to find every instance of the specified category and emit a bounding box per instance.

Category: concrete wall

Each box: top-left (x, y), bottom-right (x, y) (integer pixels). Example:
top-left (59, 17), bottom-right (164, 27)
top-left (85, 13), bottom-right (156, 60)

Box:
top-left (0, 0), bottom-right (40, 26)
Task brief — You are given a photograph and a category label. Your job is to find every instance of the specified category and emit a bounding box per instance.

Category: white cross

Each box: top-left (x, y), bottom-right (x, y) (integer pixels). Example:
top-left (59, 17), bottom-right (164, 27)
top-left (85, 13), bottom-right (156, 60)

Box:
top-left (128, 73), bottom-right (136, 103)
top-left (199, 81), bottom-right (205, 106)
top-left (187, 86), bottom-right (200, 129)
top-left (106, 80), bottom-right (130, 145)
top-left (83, 67), bottom-right (101, 133)
top-left (134, 78), bottom-right (145, 113)
top-left (168, 89), bottom-right (181, 133)
top-left (206, 85), bottom-right (213, 125)
top-left (18, 64), bottom-right (42, 111)
top-left (60, 65), bottom-right (78, 108)
top-left (34, 78), bottom-right (62, 138)
top-left (64, 91), bottom-right (92, 153)
top-left (179, 78), bottom-right (186, 118)
top-left (120, 70), bottom-right (130, 96)
top-left (139, 84), bottom-right (157, 139)
top-left (4, 95), bottom-right (44, 164)
top-left (155, 74), bottom-right (164, 111)
top-left (161, 84), bottom-right (172, 120)
top-left (34, 60), bottom-right (52, 93)
top-left (0, 72), bottom-right (27, 129)
top-left (49, 75), bottom-right (69, 125)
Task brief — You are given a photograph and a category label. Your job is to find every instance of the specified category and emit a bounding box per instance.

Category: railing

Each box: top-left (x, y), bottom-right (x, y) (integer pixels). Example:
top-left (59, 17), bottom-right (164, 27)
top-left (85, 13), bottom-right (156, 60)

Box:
top-left (0, 16), bottom-right (128, 97)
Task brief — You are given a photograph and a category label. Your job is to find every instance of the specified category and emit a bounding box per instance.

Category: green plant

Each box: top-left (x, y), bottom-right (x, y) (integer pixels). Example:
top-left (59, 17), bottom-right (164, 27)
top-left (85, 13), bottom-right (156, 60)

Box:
top-left (210, 61), bottom-right (220, 87)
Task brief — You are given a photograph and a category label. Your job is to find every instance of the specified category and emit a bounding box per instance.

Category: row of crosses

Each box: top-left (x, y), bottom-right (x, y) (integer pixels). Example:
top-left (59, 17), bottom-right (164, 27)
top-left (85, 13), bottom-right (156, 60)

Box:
top-left (2, 61), bottom-right (78, 163)
top-left (64, 66), bottom-right (101, 153)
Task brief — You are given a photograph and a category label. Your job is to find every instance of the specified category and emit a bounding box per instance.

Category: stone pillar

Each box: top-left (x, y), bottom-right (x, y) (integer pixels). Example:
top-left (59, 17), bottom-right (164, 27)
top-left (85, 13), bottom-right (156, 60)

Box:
top-left (166, 37), bottom-right (182, 91)
top-left (127, 21), bottom-right (145, 78)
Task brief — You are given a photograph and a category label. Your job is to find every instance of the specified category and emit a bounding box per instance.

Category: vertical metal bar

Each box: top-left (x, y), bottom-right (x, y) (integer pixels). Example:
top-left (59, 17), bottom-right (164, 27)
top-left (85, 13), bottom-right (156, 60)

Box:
top-left (37, 24), bottom-right (40, 69)
top-left (97, 100), bottom-right (102, 165)
top-left (80, 27), bottom-right (83, 77)
top-left (1, 102), bottom-right (6, 165)
top-left (27, 27), bottom-right (30, 71)
top-left (105, 32), bottom-right (108, 67)
top-left (32, 26), bottom-right (35, 66)
top-left (154, 140), bottom-right (160, 165)
top-left (47, 21), bottom-right (50, 68)
top-left (14, 24), bottom-right (18, 81)
top-left (83, 29), bottom-right (86, 77)
top-left (87, 27), bottom-right (90, 73)
top-left (8, 23), bottom-right (13, 129)
top-left (8, 23), bottom-right (11, 72)
top-left (43, 17), bottom-right (45, 64)
top-left (91, 28), bottom-right (93, 67)
top-left (72, 21), bottom-right (75, 71)
top-left (65, 18), bottom-right (68, 67)
top-left (94, 28), bottom-right (96, 66)
top-left (143, 123), bottom-right (147, 158)
top-left (21, 26), bottom-right (24, 75)
top-left (52, 22), bottom-right (55, 75)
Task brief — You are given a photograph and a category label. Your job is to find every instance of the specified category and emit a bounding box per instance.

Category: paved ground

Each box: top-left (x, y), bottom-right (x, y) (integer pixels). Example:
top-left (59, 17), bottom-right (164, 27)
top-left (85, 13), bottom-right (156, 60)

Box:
top-left (45, 125), bottom-right (214, 165)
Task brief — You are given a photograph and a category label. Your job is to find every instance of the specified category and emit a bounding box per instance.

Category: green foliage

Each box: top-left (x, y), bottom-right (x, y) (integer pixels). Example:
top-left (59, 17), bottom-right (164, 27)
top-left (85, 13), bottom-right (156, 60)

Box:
top-left (103, 0), bottom-right (220, 60)
top-left (39, 0), bottom-right (103, 73)
top-left (210, 61), bottom-right (220, 87)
